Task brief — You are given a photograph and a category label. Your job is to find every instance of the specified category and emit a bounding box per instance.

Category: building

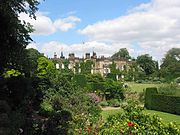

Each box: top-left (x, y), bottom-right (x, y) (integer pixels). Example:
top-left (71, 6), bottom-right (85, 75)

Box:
top-left (51, 51), bottom-right (133, 77)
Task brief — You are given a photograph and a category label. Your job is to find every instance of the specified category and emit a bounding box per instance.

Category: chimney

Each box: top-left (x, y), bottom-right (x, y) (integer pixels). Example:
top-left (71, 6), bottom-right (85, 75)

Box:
top-left (54, 52), bottom-right (57, 59)
top-left (85, 53), bottom-right (90, 59)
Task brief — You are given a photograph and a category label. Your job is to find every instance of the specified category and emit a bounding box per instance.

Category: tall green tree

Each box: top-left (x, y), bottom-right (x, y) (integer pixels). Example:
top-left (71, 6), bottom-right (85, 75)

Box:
top-left (136, 54), bottom-right (158, 76)
top-left (112, 48), bottom-right (131, 60)
top-left (23, 48), bottom-right (43, 77)
top-left (0, 0), bottom-right (39, 74)
top-left (160, 48), bottom-right (180, 81)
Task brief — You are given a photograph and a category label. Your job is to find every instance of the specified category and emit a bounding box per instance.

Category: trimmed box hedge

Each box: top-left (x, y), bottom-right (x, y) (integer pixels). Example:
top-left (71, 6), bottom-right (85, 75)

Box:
top-left (145, 87), bottom-right (180, 115)
top-left (144, 87), bottom-right (158, 109)
top-left (150, 94), bottom-right (180, 115)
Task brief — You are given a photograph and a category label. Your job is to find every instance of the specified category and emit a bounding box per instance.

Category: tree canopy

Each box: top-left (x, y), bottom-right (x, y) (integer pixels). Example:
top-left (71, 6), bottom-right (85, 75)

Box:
top-left (0, 0), bottom-right (39, 74)
top-left (160, 48), bottom-right (180, 80)
top-left (136, 54), bottom-right (158, 76)
top-left (111, 48), bottom-right (131, 60)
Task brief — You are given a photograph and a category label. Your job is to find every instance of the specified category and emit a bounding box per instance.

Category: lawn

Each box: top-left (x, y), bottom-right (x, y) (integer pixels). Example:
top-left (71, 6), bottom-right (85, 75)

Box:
top-left (127, 82), bottom-right (161, 93)
top-left (144, 110), bottom-right (180, 125)
top-left (101, 108), bottom-right (180, 125)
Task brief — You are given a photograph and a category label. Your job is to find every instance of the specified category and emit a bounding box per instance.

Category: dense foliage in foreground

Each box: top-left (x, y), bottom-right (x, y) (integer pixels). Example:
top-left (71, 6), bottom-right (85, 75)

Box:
top-left (84, 100), bottom-right (180, 135)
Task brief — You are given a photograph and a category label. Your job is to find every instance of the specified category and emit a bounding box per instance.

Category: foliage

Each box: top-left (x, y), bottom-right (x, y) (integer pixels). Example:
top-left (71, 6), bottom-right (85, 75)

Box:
top-left (87, 93), bottom-right (101, 103)
top-left (111, 48), bottom-right (131, 60)
top-left (147, 94), bottom-right (180, 115)
top-left (137, 54), bottom-right (158, 76)
top-left (144, 87), bottom-right (158, 109)
top-left (145, 110), bottom-right (180, 125)
top-left (3, 69), bottom-right (22, 78)
top-left (98, 100), bottom-right (180, 135)
top-left (24, 48), bottom-right (44, 77)
top-left (145, 85), bottom-right (180, 115)
top-left (98, 101), bottom-right (109, 107)
top-left (0, 0), bottom-right (39, 74)
top-left (80, 60), bottom-right (94, 74)
top-left (73, 74), bottom-right (87, 88)
top-left (36, 71), bottom-right (101, 134)
top-left (106, 73), bottom-right (117, 81)
top-left (107, 99), bottom-right (121, 107)
top-left (109, 62), bottom-right (121, 75)
top-left (158, 83), bottom-right (179, 95)
top-left (160, 48), bottom-right (180, 81)
top-left (104, 79), bottom-right (125, 100)
top-left (36, 57), bottom-right (56, 79)
top-left (86, 73), bottom-right (105, 93)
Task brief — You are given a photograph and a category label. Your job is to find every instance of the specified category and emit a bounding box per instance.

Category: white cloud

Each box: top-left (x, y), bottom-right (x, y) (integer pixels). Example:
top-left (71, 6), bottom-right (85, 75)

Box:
top-left (19, 13), bottom-right (81, 35)
top-left (79, 0), bottom-right (180, 60)
top-left (40, 41), bottom-right (133, 58)
top-left (54, 16), bottom-right (81, 32)
top-left (26, 43), bottom-right (38, 50)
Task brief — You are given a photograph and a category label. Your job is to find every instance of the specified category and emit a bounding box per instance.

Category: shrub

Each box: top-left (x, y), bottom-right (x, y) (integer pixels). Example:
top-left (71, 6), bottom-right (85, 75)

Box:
top-left (144, 87), bottom-right (158, 109)
top-left (150, 94), bottom-right (180, 115)
top-left (98, 101), bottom-right (108, 107)
top-left (145, 86), bottom-right (180, 115)
top-left (158, 83), bottom-right (178, 95)
top-left (106, 73), bottom-right (117, 81)
top-left (98, 100), bottom-right (180, 135)
top-left (73, 74), bottom-right (87, 88)
top-left (107, 99), bottom-right (121, 107)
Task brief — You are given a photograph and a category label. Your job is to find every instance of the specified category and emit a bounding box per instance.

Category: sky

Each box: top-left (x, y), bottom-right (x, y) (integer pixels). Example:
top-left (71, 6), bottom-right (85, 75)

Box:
top-left (21, 0), bottom-right (180, 61)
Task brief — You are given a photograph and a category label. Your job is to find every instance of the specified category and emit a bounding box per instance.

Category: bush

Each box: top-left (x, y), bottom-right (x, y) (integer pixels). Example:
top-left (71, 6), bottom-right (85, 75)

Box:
top-left (107, 99), bottom-right (121, 107)
top-left (158, 84), bottom-right (178, 95)
top-left (73, 74), bottom-right (87, 88)
top-left (98, 101), bottom-right (108, 107)
top-left (106, 73), bottom-right (117, 81)
top-left (145, 86), bottom-right (180, 115)
top-left (144, 87), bottom-right (158, 109)
top-left (150, 94), bottom-right (180, 115)
top-left (98, 100), bottom-right (180, 135)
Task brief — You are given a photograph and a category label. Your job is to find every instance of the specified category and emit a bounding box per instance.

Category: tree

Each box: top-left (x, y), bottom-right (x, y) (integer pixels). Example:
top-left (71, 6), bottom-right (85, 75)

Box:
top-left (0, 0), bottom-right (39, 74)
top-left (23, 48), bottom-right (43, 77)
top-left (112, 48), bottom-right (131, 60)
top-left (160, 48), bottom-right (180, 81)
top-left (136, 54), bottom-right (158, 76)
top-left (37, 57), bottom-right (56, 79)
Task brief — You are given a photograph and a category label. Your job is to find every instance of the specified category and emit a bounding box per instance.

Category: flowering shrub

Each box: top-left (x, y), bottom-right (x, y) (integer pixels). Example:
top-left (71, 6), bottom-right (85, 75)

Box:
top-left (98, 100), bottom-right (180, 135)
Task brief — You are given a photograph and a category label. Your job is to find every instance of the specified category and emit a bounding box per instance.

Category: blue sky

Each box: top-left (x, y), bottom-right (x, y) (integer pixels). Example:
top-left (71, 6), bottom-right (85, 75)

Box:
top-left (33, 0), bottom-right (150, 44)
top-left (23, 0), bottom-right (180, 61)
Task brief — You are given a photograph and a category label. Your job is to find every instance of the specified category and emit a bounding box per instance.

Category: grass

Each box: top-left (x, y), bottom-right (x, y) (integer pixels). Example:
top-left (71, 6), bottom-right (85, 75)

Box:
top-left (127, 82), bottom-right (161, 93)
top-left (144, 110), bottom-right (180, 125)
top-left (101, 108), bottom-right (180, 125)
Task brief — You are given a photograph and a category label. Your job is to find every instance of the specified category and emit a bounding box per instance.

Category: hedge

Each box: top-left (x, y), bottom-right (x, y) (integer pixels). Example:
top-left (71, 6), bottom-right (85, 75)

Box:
top-left (144, 87), bottom-right (158, 109)
top-left (150, 94), bottom-right (180, 115)
top-left (145, 87), bottom-right (180, 115)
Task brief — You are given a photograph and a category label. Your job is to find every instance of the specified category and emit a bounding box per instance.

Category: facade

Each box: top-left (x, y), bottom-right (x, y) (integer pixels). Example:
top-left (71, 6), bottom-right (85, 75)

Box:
top-left (51, 52), bottom-right (132, 77)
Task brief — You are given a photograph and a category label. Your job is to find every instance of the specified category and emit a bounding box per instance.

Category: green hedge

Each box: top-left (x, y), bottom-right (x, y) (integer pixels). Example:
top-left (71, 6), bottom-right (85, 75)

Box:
top-left (144, 87), bottom-right (158, 109)
top-left (150, 94), bottom-right (180, 115)
top-left (145, 87), bottom-right (180, 115)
